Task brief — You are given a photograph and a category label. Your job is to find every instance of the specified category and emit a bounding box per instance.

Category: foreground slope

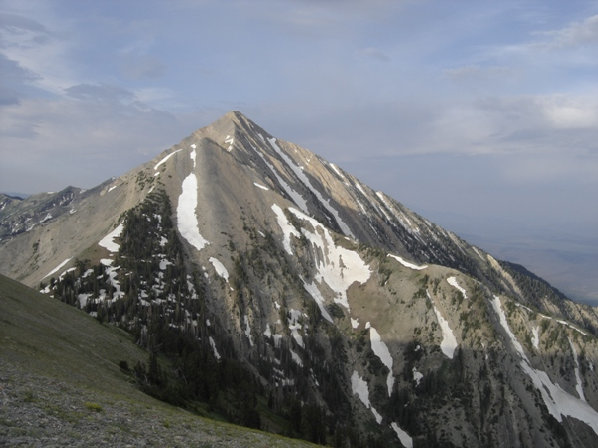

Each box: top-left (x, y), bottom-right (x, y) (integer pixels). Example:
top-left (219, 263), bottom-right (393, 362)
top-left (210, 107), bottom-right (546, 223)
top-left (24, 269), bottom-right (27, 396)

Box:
top-left (0, 274), bottom-right (318, 448)
top-left (1, 111), bottom-right (598, 446)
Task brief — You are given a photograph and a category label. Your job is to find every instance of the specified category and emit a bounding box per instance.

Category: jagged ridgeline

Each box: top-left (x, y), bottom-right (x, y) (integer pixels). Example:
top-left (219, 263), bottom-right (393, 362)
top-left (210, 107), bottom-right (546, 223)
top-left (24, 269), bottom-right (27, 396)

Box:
top-left (4, 111), bottom-right (598, 447)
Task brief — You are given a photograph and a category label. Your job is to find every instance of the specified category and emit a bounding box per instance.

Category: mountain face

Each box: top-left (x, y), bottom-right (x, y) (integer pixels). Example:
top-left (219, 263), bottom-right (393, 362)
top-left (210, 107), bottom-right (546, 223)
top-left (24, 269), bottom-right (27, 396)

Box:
top-left (2, 111), bottom-right (598, 447)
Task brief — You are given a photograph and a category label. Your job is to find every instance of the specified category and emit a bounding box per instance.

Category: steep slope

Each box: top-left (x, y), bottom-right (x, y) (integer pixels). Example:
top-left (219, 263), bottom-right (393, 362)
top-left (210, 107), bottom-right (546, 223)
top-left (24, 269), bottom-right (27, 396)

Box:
top-left (2, 111), bottom-right (598, 446)
top-left (0, 273), bottom-right (319, 447)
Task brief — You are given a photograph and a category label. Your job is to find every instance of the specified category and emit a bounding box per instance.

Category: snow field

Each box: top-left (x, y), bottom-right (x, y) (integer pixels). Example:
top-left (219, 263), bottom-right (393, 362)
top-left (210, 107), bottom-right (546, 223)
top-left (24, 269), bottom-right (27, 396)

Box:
top-left (301, 280), bottom-right (334, 323)
top-left (288, 309), bottom-right (305, 348)
top-left (568, 337), bottom-right (586, 402)
top-left (153, 148), bottom-right (182, 170)
top-left (412, 367), bottom-right (423, 386)
top-left (369, 327), bottom-right (394, 396)
top-left (390, 422), bottom-right (413, 448)
top-left (255, 147), bottom-right (308, 213)
top-left (447, 276), bottom-right (468, 299)
top-left (351, 370), bottom-right (370, 408)
top-left (244, 315), bottom-right (254, 347)
top-left (271, 204), bottom-right (300, 255)
top-left (209, 257), bottom-right (229, 282)
top-left (387, 253), bottom-right (428, 270)
top-left (329, 163), bottom-right (345, 180)
top-left (209, 336), bottom-right (221, 360)
top-left (224, 135), bottom-right (234, 151)
top-left (253, 182), bottom-right (269, 191)
top-left (177, 174), bottom-right (209, 251)
top-left (350, 371), bottom-right (382, 424)
top-left (290, 349), bottom-right (303, 367)
top-left (43, 258), bottom-right (72, 279)
top-left (268, 137), bottom-right (355, 238)
top-left (427, 290), bottom-right (458, 359)
top-left (491, 295), bottom-right (598, 435)
top-left (287, 206), bottom-right (370, 311)
top-left (531, 326), bottom-right (540, 349)
top-left (98, 223), bottom-right (124, 252)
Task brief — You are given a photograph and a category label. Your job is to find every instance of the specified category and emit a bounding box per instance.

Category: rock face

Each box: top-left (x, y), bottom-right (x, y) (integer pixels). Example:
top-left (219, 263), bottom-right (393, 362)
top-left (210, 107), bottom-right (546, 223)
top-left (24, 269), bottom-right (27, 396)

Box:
top-left (2, 111), bottom-right (598, 447)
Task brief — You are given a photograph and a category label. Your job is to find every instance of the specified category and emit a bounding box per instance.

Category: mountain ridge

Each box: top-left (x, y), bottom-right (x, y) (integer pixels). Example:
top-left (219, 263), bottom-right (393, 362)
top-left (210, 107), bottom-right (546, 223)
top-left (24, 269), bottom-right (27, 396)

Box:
top-left (2, 111), bottom-right (598, 446)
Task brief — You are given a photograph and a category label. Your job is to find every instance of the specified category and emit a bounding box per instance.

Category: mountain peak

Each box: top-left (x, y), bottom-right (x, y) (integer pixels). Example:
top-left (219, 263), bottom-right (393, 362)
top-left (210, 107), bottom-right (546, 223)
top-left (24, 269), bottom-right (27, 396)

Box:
top-left (3, 112), bottom-right (598, 447)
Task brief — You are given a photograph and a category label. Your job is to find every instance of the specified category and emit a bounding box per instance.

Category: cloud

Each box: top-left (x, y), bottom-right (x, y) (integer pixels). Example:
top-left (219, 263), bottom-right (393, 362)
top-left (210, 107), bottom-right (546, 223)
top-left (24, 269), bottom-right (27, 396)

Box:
top-left (65, 83), bottom-right (135, 103)
top-left (538, 14), bottom-right (598, 49)
top-left (492, 13), bottom-right (598, 59)
top-left (0, 91), bottom-right (197, 193)
top-left (0, 10), bottom-right (75, 93)
top-left (0, 53), bottom-right (39, 105)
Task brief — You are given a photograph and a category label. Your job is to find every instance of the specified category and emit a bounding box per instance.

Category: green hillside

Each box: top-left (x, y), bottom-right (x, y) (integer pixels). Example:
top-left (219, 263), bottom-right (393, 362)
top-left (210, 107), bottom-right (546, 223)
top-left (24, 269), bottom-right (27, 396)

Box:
top-left (0, 274), bottom-right (319, 447)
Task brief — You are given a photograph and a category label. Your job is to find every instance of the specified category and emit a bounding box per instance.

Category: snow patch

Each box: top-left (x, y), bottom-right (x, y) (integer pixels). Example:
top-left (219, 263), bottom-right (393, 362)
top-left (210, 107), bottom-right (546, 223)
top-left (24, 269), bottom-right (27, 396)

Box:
top-left (302, 280), bottom-right (334, 323)
top-left (288, 207), bottom-right (370, 310)
top-left (351, 371), bottom-right (383, 424)
top-left (351, 317), bottom-right (359, 329)
top-left (388, 254), bottom-right (427, 270)
top-left (370, 407), bottom-right (383, 424)
top-left (255, 147), bottom-right (308, 213)
top-left (154, 148), bottom-right (182, 170)
top-left (288, 309), bottom-right (305, 348)
top-left (290, 349), bottom-right (303, 367)
top-left (447, 276), bottom-right (468, 299)
top-left (77, 293), bottom-right (91, 308)
top-left (263, 324), bottom-right (272, 337)
top-left (224, 135), bottom-right (234, 151)
top-left (108, 185), bottom-right (117, 193)
top-left (556, 319), bottom-right (588, 336)
top-left (190, 148), bottom-right (197, 168)
top-left (271, 204), bottom-right (300, 255)
top-left (244, 315), bottom-right (254, 346)
top-left (569, 337), bottom-right (586, 402)
top-left (412, 367), bottom-right (423, 386)
top-left (177, 174), bottom-right (209, 250)
top-left (98, 223), bottom-right (124, 252)
top-left (43, 258), bottom-right (72, 279)
top-left (351, 370), bottom-right (370, 408)
top-left (369, 327), bottom-right (394, 396)
top-left (209, 257), bottom-right (229, 282)
top-left (268, 137), bottom-right (354, 238)
top-left (491, 295), bottom-right (598, 435)
top-left (329, 163), bottom-right (345, 180)
top-left (253, 182), bottom-right (269, 191)
top-left (390, 422), bottom-right (413, 448)
top-left (159, 259), bottom-right (172, 270)
top-left (531, 326), bottom-right (540, 350)
top-left (209, 336), bottom-right (221, 360)
top-left (154, 148), bottom-right (182, 171)
top-left (428, 290), bottom-right (458, 359)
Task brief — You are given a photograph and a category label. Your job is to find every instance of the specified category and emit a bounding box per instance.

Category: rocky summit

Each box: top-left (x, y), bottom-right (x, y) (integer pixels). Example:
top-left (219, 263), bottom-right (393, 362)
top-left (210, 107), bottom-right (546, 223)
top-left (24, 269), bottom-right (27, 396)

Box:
top-left (2, 111), bottom-right (598, 447)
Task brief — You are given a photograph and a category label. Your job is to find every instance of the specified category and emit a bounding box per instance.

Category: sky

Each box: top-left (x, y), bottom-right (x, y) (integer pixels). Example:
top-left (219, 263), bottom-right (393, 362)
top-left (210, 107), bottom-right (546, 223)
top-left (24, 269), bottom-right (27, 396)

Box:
top-left (1, 0), bottom-right (597, 303)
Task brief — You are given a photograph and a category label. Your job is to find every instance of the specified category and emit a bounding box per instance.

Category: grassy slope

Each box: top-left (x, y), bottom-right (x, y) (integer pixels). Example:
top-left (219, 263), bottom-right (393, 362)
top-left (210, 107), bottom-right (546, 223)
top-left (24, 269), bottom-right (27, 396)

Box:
top-left (0, 274), bottom-right (319, 447)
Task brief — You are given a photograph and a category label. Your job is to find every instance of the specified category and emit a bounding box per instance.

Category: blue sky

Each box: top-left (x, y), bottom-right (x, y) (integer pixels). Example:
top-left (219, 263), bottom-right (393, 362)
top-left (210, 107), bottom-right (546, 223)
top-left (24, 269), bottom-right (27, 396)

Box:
top-left (1, 0), bottom-right (597, 303)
